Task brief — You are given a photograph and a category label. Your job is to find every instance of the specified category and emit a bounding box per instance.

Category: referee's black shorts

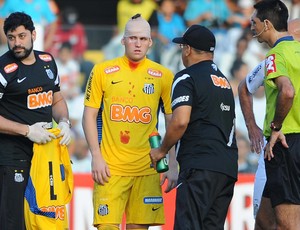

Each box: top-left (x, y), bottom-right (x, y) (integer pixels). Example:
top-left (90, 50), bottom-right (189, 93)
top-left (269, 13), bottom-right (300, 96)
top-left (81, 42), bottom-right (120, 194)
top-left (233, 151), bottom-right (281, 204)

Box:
top-left (174, 168), bottom-right (236, 230)
top-left (263, 134), bottom-right (300, 207)
top-left (0, 165), bottom-right (29, 230)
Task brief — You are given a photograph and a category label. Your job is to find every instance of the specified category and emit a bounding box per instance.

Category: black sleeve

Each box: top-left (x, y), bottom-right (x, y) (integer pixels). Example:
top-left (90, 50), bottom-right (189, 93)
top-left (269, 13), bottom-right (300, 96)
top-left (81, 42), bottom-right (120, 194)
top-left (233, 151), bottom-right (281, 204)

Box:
top-left (172, 73), bottom-right (194, 111)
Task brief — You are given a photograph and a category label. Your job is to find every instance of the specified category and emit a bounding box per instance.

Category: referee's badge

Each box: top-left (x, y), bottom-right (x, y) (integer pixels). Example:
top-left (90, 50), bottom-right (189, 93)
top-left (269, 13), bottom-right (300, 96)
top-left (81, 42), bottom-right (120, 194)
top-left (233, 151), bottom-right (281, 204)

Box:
top-left (46, 69), bottom-right (54, 79)
top-left (143, 83), bottom-right (154, 94)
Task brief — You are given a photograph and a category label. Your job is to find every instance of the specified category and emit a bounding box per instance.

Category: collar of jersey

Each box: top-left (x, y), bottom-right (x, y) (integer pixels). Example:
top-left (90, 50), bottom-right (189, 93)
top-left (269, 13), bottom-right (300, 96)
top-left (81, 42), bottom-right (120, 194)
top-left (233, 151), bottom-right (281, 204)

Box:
top-left (273, 35), bottom-right (294, 47)
top-left (122, 55), bottom-right (147, 70)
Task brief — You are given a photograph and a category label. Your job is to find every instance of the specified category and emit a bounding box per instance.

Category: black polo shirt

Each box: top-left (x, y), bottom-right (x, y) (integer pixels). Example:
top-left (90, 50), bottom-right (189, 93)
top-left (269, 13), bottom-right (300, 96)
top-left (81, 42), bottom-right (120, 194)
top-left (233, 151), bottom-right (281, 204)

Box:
top-left (0, 50), bottom-right (60, 166)
top-left (172, 60), bottom-right (238, 179)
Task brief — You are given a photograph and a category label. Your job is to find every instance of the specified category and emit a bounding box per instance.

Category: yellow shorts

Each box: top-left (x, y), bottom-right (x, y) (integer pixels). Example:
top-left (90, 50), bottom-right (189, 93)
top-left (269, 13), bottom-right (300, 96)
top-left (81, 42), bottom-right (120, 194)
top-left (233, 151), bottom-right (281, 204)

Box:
top-left (93, 174), bottom-right (165, 226)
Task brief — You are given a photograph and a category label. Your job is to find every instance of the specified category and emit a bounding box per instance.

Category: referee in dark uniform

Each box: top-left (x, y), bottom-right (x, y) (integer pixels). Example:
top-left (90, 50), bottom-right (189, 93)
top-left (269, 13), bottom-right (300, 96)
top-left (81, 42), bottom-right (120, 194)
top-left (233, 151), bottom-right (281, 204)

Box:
top-left (150, 25), bottom-right (238, 229)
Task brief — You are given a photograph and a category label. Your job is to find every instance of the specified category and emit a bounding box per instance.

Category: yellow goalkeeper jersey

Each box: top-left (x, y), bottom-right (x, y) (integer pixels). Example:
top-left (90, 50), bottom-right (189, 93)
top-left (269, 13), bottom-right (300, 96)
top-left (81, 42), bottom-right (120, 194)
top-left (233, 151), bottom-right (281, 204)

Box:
top-left (24, 128), bottom-right (73, 230)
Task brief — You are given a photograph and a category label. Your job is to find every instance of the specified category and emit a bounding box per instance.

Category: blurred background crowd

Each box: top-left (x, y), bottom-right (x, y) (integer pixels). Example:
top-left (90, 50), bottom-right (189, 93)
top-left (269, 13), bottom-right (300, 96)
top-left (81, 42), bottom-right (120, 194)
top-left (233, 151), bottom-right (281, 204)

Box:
top-left (1, 0), bottom-right (300, 175)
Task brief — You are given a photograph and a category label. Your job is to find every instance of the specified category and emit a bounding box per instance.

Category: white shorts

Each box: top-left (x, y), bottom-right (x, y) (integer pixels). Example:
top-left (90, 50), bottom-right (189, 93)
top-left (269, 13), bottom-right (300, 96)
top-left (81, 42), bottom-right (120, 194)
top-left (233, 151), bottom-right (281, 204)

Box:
top-left (253, 139), bottom-right (267, 218)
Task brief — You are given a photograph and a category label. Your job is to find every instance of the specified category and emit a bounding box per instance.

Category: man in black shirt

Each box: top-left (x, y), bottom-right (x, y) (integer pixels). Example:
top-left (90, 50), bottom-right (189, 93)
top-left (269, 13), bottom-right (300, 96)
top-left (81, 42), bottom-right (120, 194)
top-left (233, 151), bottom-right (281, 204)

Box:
top-left (0, 12), bottom-right (71, 229)
top-left (150, 24), bottom-right (238, 229)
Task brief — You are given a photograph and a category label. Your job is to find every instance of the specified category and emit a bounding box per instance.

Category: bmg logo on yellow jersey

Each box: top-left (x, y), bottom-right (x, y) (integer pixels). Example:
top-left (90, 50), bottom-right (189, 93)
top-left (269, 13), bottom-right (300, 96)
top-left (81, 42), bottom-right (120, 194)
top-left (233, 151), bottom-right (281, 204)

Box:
top-left (28, 90), bottom-right (53, 109)
top-left (110, 104), bottom-right (152, 123)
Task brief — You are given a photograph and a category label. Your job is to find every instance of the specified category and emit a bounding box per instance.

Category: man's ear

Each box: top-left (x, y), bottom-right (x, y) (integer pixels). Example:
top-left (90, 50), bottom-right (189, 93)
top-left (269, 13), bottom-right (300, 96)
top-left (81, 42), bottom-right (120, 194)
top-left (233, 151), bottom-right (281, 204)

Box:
top-left (149, 38), bottom-right (153, 48)
top-left (32, 30), bottom-right (36, 42)
top-left (185, 45), bottom-right (191, 56)
top-left (121, 37), bottom-right (125, 45)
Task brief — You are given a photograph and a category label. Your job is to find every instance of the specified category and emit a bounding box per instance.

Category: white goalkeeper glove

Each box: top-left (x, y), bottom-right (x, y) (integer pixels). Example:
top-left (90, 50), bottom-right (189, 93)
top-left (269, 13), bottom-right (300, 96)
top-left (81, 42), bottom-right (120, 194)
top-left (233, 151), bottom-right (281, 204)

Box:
top-left (57, 120), bottom-right (72, 145)
top-left (26, 122), bottom-right (56, 144)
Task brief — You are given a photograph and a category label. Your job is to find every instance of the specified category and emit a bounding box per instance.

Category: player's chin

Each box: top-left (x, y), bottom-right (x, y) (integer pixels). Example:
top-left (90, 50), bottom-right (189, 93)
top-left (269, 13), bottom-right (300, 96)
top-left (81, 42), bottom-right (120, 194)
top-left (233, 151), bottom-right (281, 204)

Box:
top-left (129, 53), bottom-right (145, 62)
top-left (257, 38), bottom-right (264, 43)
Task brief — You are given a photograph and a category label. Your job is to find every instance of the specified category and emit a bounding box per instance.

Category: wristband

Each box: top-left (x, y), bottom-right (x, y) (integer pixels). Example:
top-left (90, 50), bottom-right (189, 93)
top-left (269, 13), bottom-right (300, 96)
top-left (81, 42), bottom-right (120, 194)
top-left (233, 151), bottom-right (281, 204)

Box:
top-left (270, 122), bottom-right (281, 131)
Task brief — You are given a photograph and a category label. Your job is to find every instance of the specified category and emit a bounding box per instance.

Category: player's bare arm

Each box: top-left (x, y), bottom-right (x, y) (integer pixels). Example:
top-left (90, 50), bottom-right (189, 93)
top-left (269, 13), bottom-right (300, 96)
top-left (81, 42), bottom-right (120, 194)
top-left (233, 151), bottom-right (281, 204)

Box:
top-left (52, 91), bottom-right (69, 123)
top-left (0, 115), bottom-right (28, 136)
top-left (238, 79), bottom-right (264, 154)
top-left (150, 106), bottom-right (190, 167)
top-left (265, 76), bottom-right (292, 160)
top-left (82, 106), bottom-right (110, 185)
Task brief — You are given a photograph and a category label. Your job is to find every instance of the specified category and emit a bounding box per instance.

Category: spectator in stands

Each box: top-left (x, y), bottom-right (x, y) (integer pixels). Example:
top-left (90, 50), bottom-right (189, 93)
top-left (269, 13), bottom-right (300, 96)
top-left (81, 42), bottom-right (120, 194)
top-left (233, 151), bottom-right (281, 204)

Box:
top-left (102, 0), bottom-right (159, 60)
top-left (0, 0), bottom-right (9, 54)
top-left (56, 41), bottom-right (81, 100)
top-left (226, 0), bottom-right (253, 28)
top-left (283, 0), bottom-right (300, 19)
top-left (117, 0), bottom-right (158, 34)
top-left (219, 35), bottom-right (249, 78)
top-left (67, 91), bottom-right (85, 138)
top-left (0, 0), bottom-right (58, 51)
top-left (237, 135), bottom-right (258, 173)
top-left (156, 0), bottom-right (186, 72)
top-left (49, 6), bottom-right (94, 92)
top-left (48, 0), bottom-right (60, 17)
top-left (183, 0), bottom-right (231, 28)
top-left (56, 41), bottom-right (86, 137)
top-left (71, 136), bottom-right (92, 173)
top-left (229, 58), bottom-right (249, 97)
top-left (219, 28), bottom-right (267, 78)
top-left (157, 0), bottom-right (186, 52)
top-left (47, 6), bottom-right (93, 91)
top-left (174, 0), bottom-right (187, 16)
top-left (47, 6), bottom-right (88, 60)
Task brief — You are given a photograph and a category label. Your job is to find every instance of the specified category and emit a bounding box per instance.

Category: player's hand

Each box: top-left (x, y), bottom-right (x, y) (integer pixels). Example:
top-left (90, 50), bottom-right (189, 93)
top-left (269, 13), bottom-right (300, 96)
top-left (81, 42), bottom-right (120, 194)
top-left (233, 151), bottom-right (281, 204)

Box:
top-left (248, 123), bottom-right (264, 154)
top-left (91, 154), bottom-right (110, 185)
top-left (161, 159), bottom-right (178, 193)
top-left (264, 130), bottom-right (288, 161)
top-left (26, 122), bottom-right (56, 144)
top-left (149, 148), bottom-right (166, 171)
top-left (57, 121), bottom-right (72, 145)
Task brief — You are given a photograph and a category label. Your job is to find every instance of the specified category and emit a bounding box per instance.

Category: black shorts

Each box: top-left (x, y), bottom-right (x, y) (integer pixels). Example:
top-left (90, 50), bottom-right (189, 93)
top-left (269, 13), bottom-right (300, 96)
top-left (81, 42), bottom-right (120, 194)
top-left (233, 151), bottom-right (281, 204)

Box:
top-left (0, 165), bottom-right (29, 230)
top-left (174, 169), bottom-right (236, 230)
top-left (263, 134), bottom-right (300, 207)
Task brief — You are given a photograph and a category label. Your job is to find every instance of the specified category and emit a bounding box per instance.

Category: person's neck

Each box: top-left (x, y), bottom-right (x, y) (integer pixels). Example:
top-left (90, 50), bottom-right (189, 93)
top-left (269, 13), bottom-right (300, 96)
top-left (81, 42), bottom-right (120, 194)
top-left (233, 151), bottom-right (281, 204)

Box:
top-left (125, 56), bottom-right (145, 70)
top-left (269, 31), bottom-right (289, 47)
top-left (187, 54), bottom-right (213, 67)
